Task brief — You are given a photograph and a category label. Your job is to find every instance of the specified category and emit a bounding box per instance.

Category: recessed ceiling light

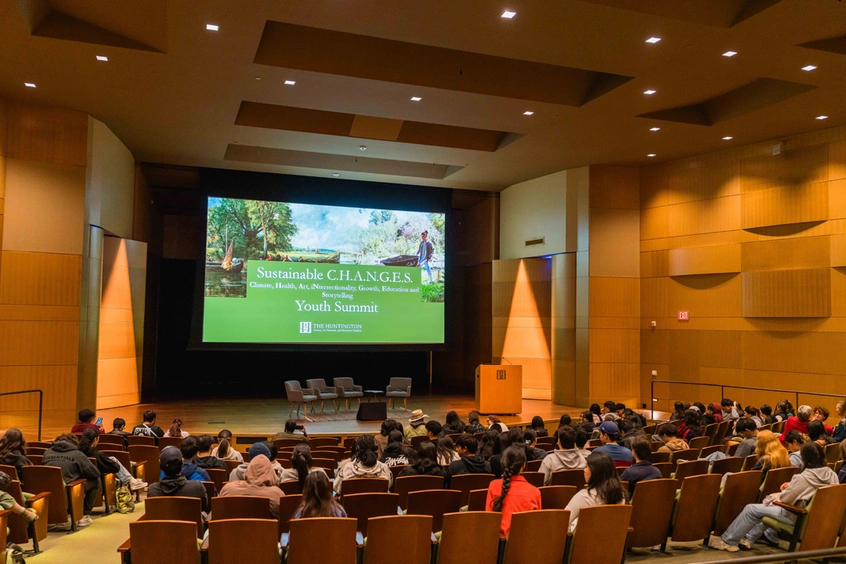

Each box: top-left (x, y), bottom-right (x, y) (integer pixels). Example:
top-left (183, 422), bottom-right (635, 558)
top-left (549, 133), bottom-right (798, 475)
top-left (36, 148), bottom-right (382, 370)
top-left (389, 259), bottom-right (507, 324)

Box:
top-left (644, 89), bottom-right (656, 95)
top-left (649, 127), bottom-right (660, 132)
top-left (96, 55), bottom-right (108, 62)
top-left (359, 145), bottom-right (367, 151)
top-left (722, 50), bottom-right (737, 57)
top-left (523, 111), bottom-right (534, 116)
top-left (333, 173), bottom-right (340, 177)
top-left (802, 65), bottom-right (817, 72)
top-left (206, 24), bottom-right (219, 31)
top-left (646, 37), bottom-right (661, 44)
top-left (816, 115), bottom-right (828, 120)
top-left (647, 153), bottom-right (656, 157)
top-left (501, 10), bottom-right (516, 18)
top-left (24, 82), bottom-right (36, 88)
top-left (255, 77), bottom-right (261, 81)
top-left (722, 136), bottom-right (733, 140)
top-left (284, 80), bottom-right (296, 86)
top-left (410, 96), bottom-right (422, 102)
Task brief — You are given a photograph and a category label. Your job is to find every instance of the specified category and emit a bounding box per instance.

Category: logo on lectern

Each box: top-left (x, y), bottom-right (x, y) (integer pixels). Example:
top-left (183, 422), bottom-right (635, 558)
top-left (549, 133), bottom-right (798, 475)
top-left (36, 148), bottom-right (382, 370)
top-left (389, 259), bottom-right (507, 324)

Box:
top-left (496, 370), bottom-right (506, 380)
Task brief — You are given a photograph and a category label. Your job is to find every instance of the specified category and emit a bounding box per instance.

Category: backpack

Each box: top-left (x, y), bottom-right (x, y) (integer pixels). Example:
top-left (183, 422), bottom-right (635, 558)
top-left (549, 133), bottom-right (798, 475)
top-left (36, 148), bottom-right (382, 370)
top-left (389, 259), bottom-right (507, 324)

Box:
top-left (5, 547), bottom-right (24, 564)
top-left (115, 484), bottom-right (135, 514)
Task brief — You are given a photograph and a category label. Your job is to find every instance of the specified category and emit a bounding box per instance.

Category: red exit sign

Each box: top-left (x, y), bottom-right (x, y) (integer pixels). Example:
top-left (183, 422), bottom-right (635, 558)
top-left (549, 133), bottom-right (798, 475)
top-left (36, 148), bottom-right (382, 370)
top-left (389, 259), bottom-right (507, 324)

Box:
top-left (678, 311), bottom-right (689, 321)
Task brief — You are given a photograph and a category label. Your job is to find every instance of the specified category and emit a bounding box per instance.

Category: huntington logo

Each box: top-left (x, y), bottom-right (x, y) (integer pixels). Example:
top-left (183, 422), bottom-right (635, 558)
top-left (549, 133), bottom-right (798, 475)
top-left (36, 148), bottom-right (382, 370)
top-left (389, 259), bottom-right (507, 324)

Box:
top-left (299, 322), bottom-right (312, 334)
top-left (496, 370), bottom-right (506, 380)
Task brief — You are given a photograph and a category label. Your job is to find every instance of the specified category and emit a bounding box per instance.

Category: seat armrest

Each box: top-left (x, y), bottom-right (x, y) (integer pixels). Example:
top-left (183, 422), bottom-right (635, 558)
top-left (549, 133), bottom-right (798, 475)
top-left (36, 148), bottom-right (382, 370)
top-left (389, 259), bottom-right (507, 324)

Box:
top-left (325, 386), bottom-right (338, 394)
top-left (304, 388), bottom-right (317, 396)
top-left (774, 501), bottom-right (807, 515)
top-left (353, 385), bottom-right (363, 392)
top-left (26, 491), bottom-right (51, 505)
top-left (386, 385), bottom-right (394, 393)
top-left (404, 386), bottom-right (412, 393)
top-left (67, 478), bottom-right (87, 489)
top-left (118, 538), bottom-right (131, 552)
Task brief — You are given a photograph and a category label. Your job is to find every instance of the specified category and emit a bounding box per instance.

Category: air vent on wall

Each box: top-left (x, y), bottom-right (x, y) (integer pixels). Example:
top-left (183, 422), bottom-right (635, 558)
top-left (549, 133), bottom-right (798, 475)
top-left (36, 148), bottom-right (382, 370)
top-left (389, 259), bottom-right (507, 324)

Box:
top-left (525, 237), bottom-right (545, 247)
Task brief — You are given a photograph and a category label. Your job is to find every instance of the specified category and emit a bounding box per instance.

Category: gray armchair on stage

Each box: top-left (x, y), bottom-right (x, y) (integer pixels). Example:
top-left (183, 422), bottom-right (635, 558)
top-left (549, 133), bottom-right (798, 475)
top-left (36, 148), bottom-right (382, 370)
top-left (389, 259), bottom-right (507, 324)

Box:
top-left (385, 377), bottom-right (412, 409)
top-left (333, 377), bottom-right (364, 410)
top-left (306, 379), bottom-right (340, 414)
top-left (285, 380), bottom-right (318, 418)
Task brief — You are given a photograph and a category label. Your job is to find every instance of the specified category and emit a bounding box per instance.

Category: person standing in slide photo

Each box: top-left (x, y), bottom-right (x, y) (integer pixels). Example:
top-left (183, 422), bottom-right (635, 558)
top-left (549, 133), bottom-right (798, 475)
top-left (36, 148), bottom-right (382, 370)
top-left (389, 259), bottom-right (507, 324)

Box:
top-left (418, 230), bottom-right (434, 284)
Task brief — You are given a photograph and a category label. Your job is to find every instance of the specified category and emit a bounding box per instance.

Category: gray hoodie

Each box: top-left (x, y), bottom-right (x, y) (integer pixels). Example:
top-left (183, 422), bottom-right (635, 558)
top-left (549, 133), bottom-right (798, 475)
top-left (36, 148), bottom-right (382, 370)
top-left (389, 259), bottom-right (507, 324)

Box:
top-left (778, 466), bottom-right (839, 519)
top-left (540, 448), bottom-right (587, 485)
top-left (788, 450), bottom-right (803, 469)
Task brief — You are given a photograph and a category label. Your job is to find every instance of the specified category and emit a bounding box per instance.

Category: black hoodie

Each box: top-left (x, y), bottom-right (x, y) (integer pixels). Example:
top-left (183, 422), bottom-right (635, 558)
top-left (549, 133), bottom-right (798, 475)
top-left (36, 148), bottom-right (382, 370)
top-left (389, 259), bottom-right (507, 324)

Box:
top-left (42, 441), bottom-right (100, 484)
top-left (446, 455), bottom-right (491, 486)
top-left (1, 450), bottom-right (31, 479)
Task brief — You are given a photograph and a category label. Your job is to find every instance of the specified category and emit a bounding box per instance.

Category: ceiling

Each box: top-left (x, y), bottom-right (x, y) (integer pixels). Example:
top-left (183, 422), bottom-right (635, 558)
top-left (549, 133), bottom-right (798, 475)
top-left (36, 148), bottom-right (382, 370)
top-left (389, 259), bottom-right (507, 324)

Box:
top-left (1, 0), bottom-right (845, 192)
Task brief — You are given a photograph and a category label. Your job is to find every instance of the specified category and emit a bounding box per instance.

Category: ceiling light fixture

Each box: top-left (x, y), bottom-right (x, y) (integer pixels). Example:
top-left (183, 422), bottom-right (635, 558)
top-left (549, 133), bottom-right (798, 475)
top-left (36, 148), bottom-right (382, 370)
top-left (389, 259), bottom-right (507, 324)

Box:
top-left (410, 96), bottom-right (422, 102)
top-left (647, 153), bottom-right (656, 157)
top-left (722, 50), bottom-right (737, 57)
top-left (24, 82), bottom-right (36, 88)
top-left (646, 37), bottom-right (661, 44)
top-left (802, 65), bottom-right (817, 72)
top-left (359, 145), bottom-right (367, 151)
top-left (650, 127), bottom-right (660, 131)
top-left (284, 80), bottom-right (296, 85)
top-left (501, 10), bottom-right (516, 18)
top-left (96, 55), bottom-right (108, 62)
top-left (644, 89), bottom-right (656, 95)
top-left (722, 136), bottom-right (733, 140)
top-left (206, 24), bottom-right (219, 31)
top-left (816, 115), bottom-right (828, 120)
top-left (523, 111), bottom-right (534, 116)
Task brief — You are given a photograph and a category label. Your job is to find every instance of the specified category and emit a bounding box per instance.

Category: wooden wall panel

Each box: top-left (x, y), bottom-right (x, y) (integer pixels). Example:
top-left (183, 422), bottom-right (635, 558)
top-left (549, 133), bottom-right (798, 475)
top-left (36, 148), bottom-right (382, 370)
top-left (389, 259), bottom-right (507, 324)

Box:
top-left (667, 274), bottom-right (742, 318)
top-left (740, 182), bottom-right (829, 229)
top-left (742, 268), bottom-right (831, 317)
top-left (668, 196), bottom-right (741, 237)
top-left (6, 102), bottom-right (88, 167)
top-left (742, 237), bottom-right (830, 271)
top-left (589, 166), bottom-right (640, 209)
top-left (667, 159), bottom-right (740, 205)
top-left (641, 250), bottom-right (668, 278)
top-left (740, 144), bottom-right (829, 193)
top-left (668, 244), bottom-right (741, 276)
top-left (589, 278), bottom-right (639, 318)
top-left (641, 206), bottom-right (669, 240)
top-left (0, 251), bottom-right (82, 306)
top-left (0, 320), bottom-right (79, 365)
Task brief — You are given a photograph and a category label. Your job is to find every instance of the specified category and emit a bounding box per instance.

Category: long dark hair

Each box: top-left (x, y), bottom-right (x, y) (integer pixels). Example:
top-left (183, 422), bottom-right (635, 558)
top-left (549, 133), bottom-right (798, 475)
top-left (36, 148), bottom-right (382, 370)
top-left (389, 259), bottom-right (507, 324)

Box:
top-left (807, 421), bottom-right (832, 444)
top-left (291, 444), bottom-right (312, 490)
top-left (589, 404), bottom-right (601, 418)
top-left (445, 411), bottom-right (465, 433)
top-left (585, 451), bottom-right (625, 504)
top-left (216, 430), bottom-right (232, 458)
top-left (79, 428), bottom-right (99, 453)
top-left (414, 441), bottom-right (441, 474)
top-left (0, 428), bottom-right (26, 456)
top-left (683, 409), bottom-right (701, 431)
top-left (478, 430), bottom-right (499, 460)
top-left (353, 435), bottom-right (378, 467)
top-left (800, 441), bottom-right (827, 469)
top-left (299, 471), bottom-right (343, 518)
top-left (380, 419), bottom-right (397, 437)
top-left (492, 446), bottom-right (527, 512)
top-left (167, 419), bottom-right (183, 437)
top-left (437, 436), bottom-right (456, 463)
top-left (673, 401), bottom-right (685, 418)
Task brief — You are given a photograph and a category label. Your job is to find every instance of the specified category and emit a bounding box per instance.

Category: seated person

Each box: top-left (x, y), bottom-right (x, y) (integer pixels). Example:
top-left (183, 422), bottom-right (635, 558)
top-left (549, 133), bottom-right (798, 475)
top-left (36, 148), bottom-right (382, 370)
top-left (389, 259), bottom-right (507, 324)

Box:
top-left (487, 415), bottom-right (508, 433)
top-left (161, 436), bottom-right (210, 482)
top-left (43, 434), bottom-right (101, 528)
top-left (619, 436), bottom-right (661, 498)
top-left (229, 442), bottom-right (283, 482)
top-left (380, 430), bottom-right (410, 467)
top-left (565, 451), bottom-right (626, 532)
top-left (656, 424), bottom-right (689, 454)
top-left (0, 471), bottom-right (38, 523)
top-left (0, 428), bottom-right (32, 479)
top-left (425, 420), bottom-right (443, 443)
top-left (710, 442), bottom-right (838, 551)
top-left (279, 444), bottom-right (328, 489)
top-left (273, 420), bottom-right (308, 443)
top-left (442, 411), bottom-right (466, 436)
top-left (108, 418), bottom-right (131, 439)
top-left (540, 426), bottom-right (586, 485)
top-left (751, 431), bottom-right (791, 479)
top-left (779, 405), bottom-right (813, 444)
top-left (71, 408), bottom-right (103, 435)
top-left (486, 446), bottom-right (541, 536)
top-left (523, 429), bottom-right (548, 462)
top-left (163, 418), bottom-right (190, 438)
top-left (334, 435), bottom-right (392, 495)
top-left (732, 418), bottom-right (759, 458)
top-left (592, 422), bottom-right (633, 467)
top-left (445, 435), bottom-right (491, 486)
top-left (465, 411), bottom-right (486, 434)
top-left (211, 429), bottom-right (243, 461)
top-left (148, 446), bottom-right (209, 512)
top-left (374, 420), bottom-right (400, 458)
top-left (398, 441), bottom-right (447, 477)
top-left (404, 411), bottom-right (428, 439)
top-left (292, 472), bottom-right (346, 519)
top-left (808, 420), bottom-right (833, 447)
top-left (437, 435), bottom-right (460, 466)
top-left (132, 410), bottom-right (164, 438)
top-left (219, 454), bottom-right (282, 517)
top-left (194, 434), bottom-right (228, 471)
top-left (575, 429), bottom-right (591, 461)
top-left (531, 416), bottom-right (550, 437)
top-left (79, 428), bottom-right (146, 491)
top-left (783, 430), bottom-right (806, 468)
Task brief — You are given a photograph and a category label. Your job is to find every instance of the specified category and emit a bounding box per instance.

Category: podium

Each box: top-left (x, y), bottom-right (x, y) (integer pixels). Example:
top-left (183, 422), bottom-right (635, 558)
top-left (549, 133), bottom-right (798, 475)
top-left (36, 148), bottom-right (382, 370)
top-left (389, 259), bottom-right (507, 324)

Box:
top-left (475, 364), bottom-right (522, 415)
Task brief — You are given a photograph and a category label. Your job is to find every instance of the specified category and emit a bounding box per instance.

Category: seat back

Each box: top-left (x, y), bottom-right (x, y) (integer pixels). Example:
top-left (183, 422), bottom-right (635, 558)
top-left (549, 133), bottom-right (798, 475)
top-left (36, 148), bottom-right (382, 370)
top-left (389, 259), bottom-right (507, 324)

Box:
top-left (550, 469), bottom-right (586, 489)
top-left (567, 505), bottom-right (631, 564)
top-left (211, 495), bottom-right (271, 520)
top-left (130, 520), bottom-right (198, 564)
top-left (671, 449), bottom-right (699, 465)
top-left (277, 494), bottom-right (302, 537)
top-left (333, 377), bottom-right (355, 391)
top-left (703, 423), bottom-right (719, 443)
top-left (279, 480), bottom-right (302, 495)
top-left (689, 436), bottom-right (710, 450)
top-left (27, 455), bottom-right (43, 465)
top-left (285, 380), bottom-right (303, 393)
top-left (525, 459), bottom-right (543, 471)
top-left (759, 466), bottom-right (799, 500)
top-left (341, 478), bottom-right (390, 496)
top-left (224, 459), bottom-right (241, 474)
top-left (653, 462), bottom-right (674, 479)
top-left (796, 484), bottom-right (846, 550)
top-left (21, 465), bottom-right (72, 524)
top-left (100, 449), bottom-right (132, 472)
top-left (364, 515), bottom-right (432, 564)
top-left (287, 517), bottom-right (358, 564)
top-left (96, 434), bottom-right (125, 449)
top-left (710, 456), bottom-right (743, 475)
top-left (628, 478), bottom-right (677, 548)
top-left (144, 496), bottom-right (204, 537)
top-left (305, 379), bottom-right (328, 393)
top-left (467, 488), bottom-right (487, 511)
top-left (0, 464), bottom-right (20, 480)
top-left (539, 485), bottom-right (577, 509)
top-left (741, 455), bottom-right (758, 471)
top-left (394, 475), bottom-right (444, 509)
top-left (674, 459), bottom-right (710, 486)
top-left (129, 445), bottom-right (161, 484)
top-left (309, 437), bottom-right (341, 449)
top-left (388, 377), bottom-right (412, 391)
top-left (824, 443), bottom-right (841, 464)
top-left (700, 444), bottom-right (726, 459)
top-left (713, 470), bottom-right (763, 536)
top-left (410, 435), bottom-right (429, 449)
top-left (406, 489), bottom-right (462, 533)
top-left (126, 435), bottom-right (156, 447)
top-left (0, 510), bottom-right (7, 549)
top-left (449, 473), bottom-right (495, 505)
top-left (0, 477), bottom-right (49, 546)
top-left (208, 518), bottom-right (279, 564)
top-left (649, 451), bottom-right (670, 463)
top-left (274, 438), bottom-right (304, 449)
top-left (671, 474), bottom-right (721, 542)
top-left (503, 509), bottom-right (571, 564)
top-left (341, 492), bottom-right (399, 536)
top-left (205, 468), bottom-right (227, 492)
top-left (438, 511), bottom-right (501, 564)
top-left (158, 437), bottom-right (183, 450)
top-left (713, 421), bottom-right (731, 445)
top-left (522, 472), bottom-right (544, 487)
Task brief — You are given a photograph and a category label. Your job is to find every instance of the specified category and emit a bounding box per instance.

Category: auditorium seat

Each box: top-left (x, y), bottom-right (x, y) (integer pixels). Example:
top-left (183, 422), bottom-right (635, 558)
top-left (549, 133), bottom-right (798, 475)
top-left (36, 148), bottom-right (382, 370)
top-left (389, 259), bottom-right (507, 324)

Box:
top-left (157, 437), bottom-right (183, 450)
top-left (333, 377), bottom-right (364, 410)
top-left (765, 484), bottom-right (846, 552)
top-left (700, 444), bottom-right (726, 458)
top-left (550, 469), bottom-right (586, 489)
top-left (365, 515), bottom-right (433, 564)
top-left (672, 459), bottom-right (709, 487)
top-left (437, 512), bottom-right (500, 564)
top-left (0, 476), bottom-right (49, 553)
top-left (394, 475), bottom-right (444, 510)
top-left (341, 492), bottom-right (399, 536)
top-left (144, 496), bottom-right (204, 538)
top-left (627, 478), bottom-right (676, 550)
top-left (689, 436), bottom-right (710, 450)
top-left (96, 434), bottom-right (126, 449)
top-left (503, 509), bottom-right (571, 564)
top-left (306, 379), bottom-right (340, 413)
top-left (285, 381), bottom-right (318, 417)
top-left (207, 518), bottom-right (279, 564)
top-left (205, 468), bottom-right (226, 492)
top-left (525, 459), bottom-right (543, 471)
top-left (759, 466), bottom-right (799, 501)
top-left (538, 485), bottom-right (577, 509)
top-left (662, 474), bottom-right (721, 551)
top-left (286, 517), bottom-right (358, 564)
top-left (277, 494), bottom-right (303, 538)
top-left (449, 473), bottom-right (495, 505)
top-left (340, 478), bottom-right (390, 496)
top-left (713, 470), bottom-right (762, 537)
top-left (126, 436), bottom-right (156, 447)
top-left (670, 449), bottom-right (699, 465)
top-left (129, 445), bottom-right (161, 484)
top-left (522, 472), bottom-right (544, 487)
top-left (309, 437), bottom-right (342, 449)
top-left (22, 466), bottom-right (85, 531)
top-left (407, 489), bottom-right (461, 533)
top-left (466, 488), bottom-right (487, 511)
top-left (710, 456), bottom-right (743, 475)
top-left (125, 520), bottom-right (199, 564)
top-left (211, 495), bottom-right (272, 520)
top-left (385, 377), bottom-right (412, 409)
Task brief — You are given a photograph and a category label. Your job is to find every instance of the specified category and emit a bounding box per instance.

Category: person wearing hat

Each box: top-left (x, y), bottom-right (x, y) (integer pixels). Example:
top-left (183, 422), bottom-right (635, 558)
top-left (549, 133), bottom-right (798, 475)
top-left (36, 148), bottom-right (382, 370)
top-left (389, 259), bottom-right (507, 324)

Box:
top-left (592, 421), bottom-right (633, 467)
top-left (219, 452), bottom-right (283, 516)
top-left (228, 442), bottom-right (284, 482)
top-left (404, 410), bottom-right (428, 440)
top-left (147, 446), bottom-right (209, 513)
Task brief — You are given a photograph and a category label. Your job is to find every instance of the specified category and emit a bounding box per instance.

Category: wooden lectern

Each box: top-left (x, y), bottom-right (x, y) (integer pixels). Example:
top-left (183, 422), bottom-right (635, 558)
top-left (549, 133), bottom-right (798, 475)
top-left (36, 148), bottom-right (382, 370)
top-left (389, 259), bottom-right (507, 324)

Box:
top-left (475, 364), bottom-right (522, 415)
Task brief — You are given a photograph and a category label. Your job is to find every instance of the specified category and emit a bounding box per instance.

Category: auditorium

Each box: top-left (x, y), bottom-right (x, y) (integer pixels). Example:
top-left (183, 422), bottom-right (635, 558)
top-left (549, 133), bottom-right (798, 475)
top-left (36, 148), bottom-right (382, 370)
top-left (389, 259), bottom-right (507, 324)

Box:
top-left (1, 1), bottom-right (846, 563)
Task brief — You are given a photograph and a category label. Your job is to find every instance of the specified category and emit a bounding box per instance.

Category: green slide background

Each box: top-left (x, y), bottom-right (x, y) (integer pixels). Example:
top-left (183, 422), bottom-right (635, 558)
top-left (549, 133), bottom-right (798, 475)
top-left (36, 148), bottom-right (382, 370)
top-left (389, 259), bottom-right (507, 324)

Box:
top-left (203, 262), bottom-right (444, 343)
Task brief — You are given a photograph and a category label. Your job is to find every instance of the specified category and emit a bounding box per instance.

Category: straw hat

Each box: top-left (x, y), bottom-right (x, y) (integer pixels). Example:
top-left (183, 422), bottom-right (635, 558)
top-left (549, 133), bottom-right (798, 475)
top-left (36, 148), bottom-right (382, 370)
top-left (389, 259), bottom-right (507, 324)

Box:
top-left (409, 409), bottom-right (427, 422)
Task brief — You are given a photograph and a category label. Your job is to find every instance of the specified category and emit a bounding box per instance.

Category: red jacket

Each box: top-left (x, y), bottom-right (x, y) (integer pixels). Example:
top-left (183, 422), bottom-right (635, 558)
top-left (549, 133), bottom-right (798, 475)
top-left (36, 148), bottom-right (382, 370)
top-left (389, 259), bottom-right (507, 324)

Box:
top-left (485, 475), bottom-right (542, 536)
top-left (779, 417), bottom-right (808, 443)
top-left (71, 423), bottom-right (103, 434)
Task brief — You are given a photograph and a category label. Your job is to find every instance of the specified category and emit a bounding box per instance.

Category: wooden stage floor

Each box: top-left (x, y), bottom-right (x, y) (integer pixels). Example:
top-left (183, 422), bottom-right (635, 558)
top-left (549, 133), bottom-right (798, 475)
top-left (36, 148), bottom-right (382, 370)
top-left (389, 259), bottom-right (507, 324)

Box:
top-left (76, 394), bottom-right (592, 439)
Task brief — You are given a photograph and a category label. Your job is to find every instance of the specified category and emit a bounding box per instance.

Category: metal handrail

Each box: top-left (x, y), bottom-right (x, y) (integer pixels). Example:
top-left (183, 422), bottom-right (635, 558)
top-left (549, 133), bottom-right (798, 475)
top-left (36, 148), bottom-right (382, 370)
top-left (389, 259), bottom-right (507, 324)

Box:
top-left (696, 546), bottom-right (846, 564)
top-left (650, 380), bottom-right (843, 419)
top-left (0, 389), bottom-right (43, 440)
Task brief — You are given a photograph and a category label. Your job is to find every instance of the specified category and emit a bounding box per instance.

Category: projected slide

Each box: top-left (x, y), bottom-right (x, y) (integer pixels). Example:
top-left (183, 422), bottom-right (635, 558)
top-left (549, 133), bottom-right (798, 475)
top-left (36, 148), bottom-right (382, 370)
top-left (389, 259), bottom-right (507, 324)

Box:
top-left (203, 197), bottom-right (445, 344)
